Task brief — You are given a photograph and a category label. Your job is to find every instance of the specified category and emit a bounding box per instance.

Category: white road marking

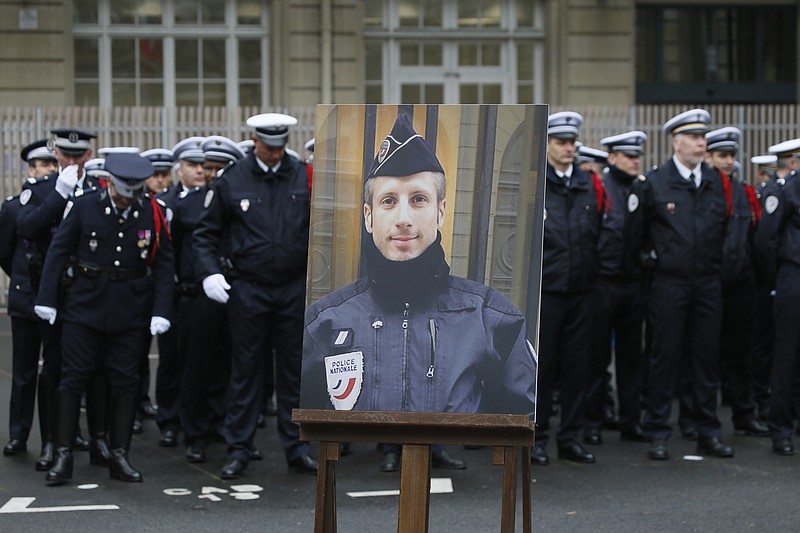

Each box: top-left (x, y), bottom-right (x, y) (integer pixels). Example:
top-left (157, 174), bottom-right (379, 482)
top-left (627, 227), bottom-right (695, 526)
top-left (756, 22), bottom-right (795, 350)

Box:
top-left (0, 497), bottom-right (118, 513)
top-left (347, 478), bottom-right (453, 498)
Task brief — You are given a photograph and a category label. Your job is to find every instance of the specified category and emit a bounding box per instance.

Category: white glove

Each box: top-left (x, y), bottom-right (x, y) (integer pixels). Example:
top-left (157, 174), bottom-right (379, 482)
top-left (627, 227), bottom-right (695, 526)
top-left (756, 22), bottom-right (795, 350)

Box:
top-left (203, 273), bottom-right (231, 304)
top-left (150, 316), bottom-right (171, 336)
top-left (55, 164), bottom-right (79, 199)
top-left (34, 305), bottom-right (57, 325)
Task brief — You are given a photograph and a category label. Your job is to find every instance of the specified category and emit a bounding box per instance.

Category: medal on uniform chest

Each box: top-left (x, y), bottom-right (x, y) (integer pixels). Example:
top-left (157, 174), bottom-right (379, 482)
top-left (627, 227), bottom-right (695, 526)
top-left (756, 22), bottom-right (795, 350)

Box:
top-left (666, 202), bottom-right (676, 215)
top-left (137, 230), bottom-right (151, 249)
top-left (89, 239), bottom-right (98, 252)
top-left (240, 199), bottom-right (250, 212)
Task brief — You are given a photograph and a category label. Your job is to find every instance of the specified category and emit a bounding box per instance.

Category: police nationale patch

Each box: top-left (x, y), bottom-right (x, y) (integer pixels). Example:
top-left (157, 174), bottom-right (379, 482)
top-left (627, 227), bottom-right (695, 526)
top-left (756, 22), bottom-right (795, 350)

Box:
top-left (204, 189), bottom-right (214, 208)
top-left (627, 194), bottom-right (639, 213)
top-left (19, 189), bottom-right (31, 206)
top-left (324, 351), bottom-right (363, 410)
top-left (765, 195), bottom-right (779, 215)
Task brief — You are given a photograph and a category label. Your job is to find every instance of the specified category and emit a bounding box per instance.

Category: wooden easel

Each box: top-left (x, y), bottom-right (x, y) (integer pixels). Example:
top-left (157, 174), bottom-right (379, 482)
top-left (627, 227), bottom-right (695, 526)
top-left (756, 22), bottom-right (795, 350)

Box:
top-left (293, 409), bottom-right (534, 533)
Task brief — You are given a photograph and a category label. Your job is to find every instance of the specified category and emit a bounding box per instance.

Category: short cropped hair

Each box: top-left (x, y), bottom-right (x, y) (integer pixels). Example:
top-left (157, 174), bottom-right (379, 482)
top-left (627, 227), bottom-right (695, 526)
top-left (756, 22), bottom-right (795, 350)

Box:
top-left (363, 171), bottom-right (446, 206)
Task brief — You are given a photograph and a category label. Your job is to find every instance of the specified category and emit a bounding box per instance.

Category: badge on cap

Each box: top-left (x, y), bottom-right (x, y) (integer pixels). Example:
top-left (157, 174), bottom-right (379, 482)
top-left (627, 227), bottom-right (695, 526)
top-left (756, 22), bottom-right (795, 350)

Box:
top-left (20, 189), bottom-right (31, 206)
top-left (765, 196), bottom-right (779, 215)
top-left (240, 199), bottom-right (250, 212)
top-left (69, 132), bottom-right (79, 144)
top-left (324, 351), bottom-right (363, 410)
top-left (628, 194), bottom-right (639, 213)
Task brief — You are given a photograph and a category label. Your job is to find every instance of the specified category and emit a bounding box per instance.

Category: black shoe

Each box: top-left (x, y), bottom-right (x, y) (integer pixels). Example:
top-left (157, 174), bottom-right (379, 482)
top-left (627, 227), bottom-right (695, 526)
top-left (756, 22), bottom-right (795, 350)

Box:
top-left (531, 445), bottom-right (549, 466)
top-left (734, 419), bottom-right (770, 437)
top-left (696, 436), bottom-right (734, 458)
top-left (602, 406), bottom-right (620, 431)
top-left (431, 449), bottom-right (466, 470)
top-left (4, 438), bottom-right (27, 456)
top-left (558, 443), bottom-right (596, 464)
top-left (772, 438), bottom-right (795, 456)
top-left (648, 439), bottom-right (669, 460)
top-left (73, 434), bottom-right (90, 452)
top-left (221, 458), bottom-right (248, 479)
top-left (89, 438), bottom-right (112, 467)
top-left (139, 401), bottom-right (158, 419)
top-left (108, 449), bottom-right (143, 482)
top-left (159, 429), bottom-right (178, 447)
top-left (381, 451), bottom-right (401, 472)
top-left (583, 427), bottom-right (602, 445)
top-left (35, 442), bottom-right (55, 471)
top-left (185, 441), bottom-right (206, 463)
top-left (256, 413), bottom-right (266, 428)
top-left (620, 424), bottom-right (650, 443)
top-left (680, 426), bottom-right (699, 441)
top-left (132, 418), bottom-right (143, 435)
top-left (45, 447), bottom-right (73, 485)
top-left (249, 447), bottom-right (263, 461)
top-left (289, 454), bottom-right (319, 475)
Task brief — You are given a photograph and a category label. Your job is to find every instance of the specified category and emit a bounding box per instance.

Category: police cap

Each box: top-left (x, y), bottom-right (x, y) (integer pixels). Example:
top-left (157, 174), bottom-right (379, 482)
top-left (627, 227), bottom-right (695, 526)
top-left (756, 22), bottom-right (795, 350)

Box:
top-left (172, 137), bottom-right (206, 163)
top-left (705, 127), bottom-right (741, 153)
top-left (20, 139), bottom-right (56, 163)
top-left (547, 111), bottom-right (583, 139)
top-left (600, 131), bottom-right (647, 156)
top-left (662, 109), bottom-right (711, 135)
top-left (366, 114), bottom-right (444, 181)
top-left (98, 146), bottom-right (140, 156)
top-left (768, 138), bottom-right (800, 159)
top-left (202, 135), bottom-right (245, 163)
top-left (50, 128), bottom-right (97, 156)
top-left (575, 144), bottom-right (608, 165)
top-left (141, 148), bottom-right (175, 170)
top-left (246, 113), bottom-right (297, 147)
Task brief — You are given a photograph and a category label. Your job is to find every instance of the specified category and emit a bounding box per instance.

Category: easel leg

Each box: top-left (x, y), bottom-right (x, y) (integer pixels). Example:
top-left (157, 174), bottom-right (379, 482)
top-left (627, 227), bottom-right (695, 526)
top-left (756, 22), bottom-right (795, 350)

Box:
top-left (500, 446), bottom-right (519, 533)
top-left (522, 447), bottom-right (531, 533)
top-left (314, 441), bottom-right (339, 533)
top-left (398, 444), bottom-right (431, 533)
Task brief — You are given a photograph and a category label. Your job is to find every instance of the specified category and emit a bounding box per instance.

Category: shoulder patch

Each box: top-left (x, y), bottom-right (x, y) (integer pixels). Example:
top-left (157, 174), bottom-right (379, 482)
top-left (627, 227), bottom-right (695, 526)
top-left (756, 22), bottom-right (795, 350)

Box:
top-left (204, 189), bottom-right (214, 208)
top-left (765, 195), bottom-right (779, 215)
top-left (20, 189), bottom-right (32, 205)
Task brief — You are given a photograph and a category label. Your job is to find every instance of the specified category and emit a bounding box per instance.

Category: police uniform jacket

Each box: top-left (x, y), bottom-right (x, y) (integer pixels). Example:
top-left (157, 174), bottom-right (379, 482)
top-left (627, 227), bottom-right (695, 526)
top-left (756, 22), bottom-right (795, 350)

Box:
top-left (721, 176), bottom-right (755, 284)
top-left (0, 195), bottom-right (40, 320)
top-left (630, 159), bottom-right (728, 281)
top-left (753, 176), bottom-right (800, 284)
top-left (162, 186), bottom-right (206, 285)
top-left (542, 164), bottom-right (603, 292)
top-left (598, 166), bottom-right (643, 281)
top-left (193, 151), bottom-right (310, 285)
top-left (35, 189), bottom-right (175, 332)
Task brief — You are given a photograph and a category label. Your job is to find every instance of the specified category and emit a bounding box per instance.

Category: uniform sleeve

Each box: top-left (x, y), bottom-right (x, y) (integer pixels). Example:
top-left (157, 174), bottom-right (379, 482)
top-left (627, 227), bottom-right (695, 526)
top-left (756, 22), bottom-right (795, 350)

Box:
top-left (192, 184), bottom-right (227, 280)
top-left (300, 312), bottom-right (335, 410)
top-left (149, 202), bottom-right (176, 321)
top-left (35, 200), bottom-right (80, 309)
top-left (753, 186), bottom-right (786, 287)
top-left (0, 200), bottom-right (16, 276)
top-left (17, 186), bottom-right (69, 241)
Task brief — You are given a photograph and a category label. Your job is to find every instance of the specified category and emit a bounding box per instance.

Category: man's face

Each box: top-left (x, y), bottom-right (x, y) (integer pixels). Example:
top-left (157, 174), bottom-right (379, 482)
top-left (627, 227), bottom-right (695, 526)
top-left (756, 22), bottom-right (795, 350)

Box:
top-left (672, 133), bottom-right (707, 168)
top-left (27, 158), bottom-right (57, 179)
top-left (547, 137), bottom-right (576, 171)
top-left (608, 152), bottom-right (640, 177)
top-left (203, 160), bottom-right (227, 183)
top-left (108, 182), bottom-right (137, 210)
top-left (55, 147), bottom-right (92, 173)
top-left (707, 150), bottom-right (736, 176)
top-left (145, 169), bottom-right (172, 193)
top-left (177, 160), bottom-right (205, 188)
top-left (253, 137), bottom-right (285, 168)
top-left (363, 172), bottom-right (445, 262)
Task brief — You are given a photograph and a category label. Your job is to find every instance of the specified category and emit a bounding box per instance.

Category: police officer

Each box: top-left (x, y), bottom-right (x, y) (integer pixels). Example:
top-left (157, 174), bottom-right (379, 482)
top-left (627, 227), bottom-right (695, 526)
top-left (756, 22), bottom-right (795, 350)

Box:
top-left (704, 127), bottom-right (769, 438)
top-left (533, 112), bottom-right (605, 466)
top-left (1, 140), bottom-right (58, 464)
top-left (583, 131), bottom-right (650, 446)
top-left (632, 109), bottom-right (733, 460)
top-left (34, 152), bottom-right (175, 484)
top-left (152, 138), bottom-right (205, 447)
top-left (753, 138), bottom-right (800, 456)
top-left (202, 135), bottom-right (244, 184)
top-left (193, 113), bottom-right (316, 479)
top-left (142, 148), bottom-right (175, 195)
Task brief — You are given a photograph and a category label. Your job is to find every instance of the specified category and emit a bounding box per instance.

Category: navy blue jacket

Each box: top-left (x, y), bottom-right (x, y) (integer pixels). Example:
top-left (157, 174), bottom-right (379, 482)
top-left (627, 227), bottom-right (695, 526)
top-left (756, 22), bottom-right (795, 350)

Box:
top-left (754, 174), bottom-right (800, 284)
top-left (0, 195), bottom-right (39, 320)
top-left (598, 166), bottom-right (643, 281)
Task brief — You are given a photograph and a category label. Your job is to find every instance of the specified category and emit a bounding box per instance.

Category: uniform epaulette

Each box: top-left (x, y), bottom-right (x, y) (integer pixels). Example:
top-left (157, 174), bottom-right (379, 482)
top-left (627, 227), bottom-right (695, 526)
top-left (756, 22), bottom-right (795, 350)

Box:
top-left (5, 195), bottom-right (14, 202)
top-left (74, 186), bottom-right (98, 198)
top-left (156, 198), bottom-right (166, 207)
top-left (178, 186), bottom-right (201, 200)
top-left (27, 176), bottom-right (49, 185)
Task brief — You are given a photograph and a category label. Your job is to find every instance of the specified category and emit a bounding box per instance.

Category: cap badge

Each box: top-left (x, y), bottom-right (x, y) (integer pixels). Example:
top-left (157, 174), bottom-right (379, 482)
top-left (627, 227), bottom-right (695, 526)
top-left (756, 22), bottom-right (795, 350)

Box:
top-left (324, 351), bottom-right (363, 410)
top-left (68, 132), bottom-right (79, 143)
top-left (377, 139), bottom-right (390, 164)
top-left (46, 139), bottom-right (55, 150)
top-left (240, 199), bottom-right (250, 212)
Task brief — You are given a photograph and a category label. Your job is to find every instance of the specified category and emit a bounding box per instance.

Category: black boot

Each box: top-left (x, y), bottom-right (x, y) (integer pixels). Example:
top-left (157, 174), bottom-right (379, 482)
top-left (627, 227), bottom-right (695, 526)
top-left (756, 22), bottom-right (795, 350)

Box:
top-left (108, 394), bottom-right (142, 482)
top-left (86, 373), bottom-right (111, 467)
top-left (45, 392), bottom-right (81, 485)
top-left (35, 374), bottom-right (57, 471)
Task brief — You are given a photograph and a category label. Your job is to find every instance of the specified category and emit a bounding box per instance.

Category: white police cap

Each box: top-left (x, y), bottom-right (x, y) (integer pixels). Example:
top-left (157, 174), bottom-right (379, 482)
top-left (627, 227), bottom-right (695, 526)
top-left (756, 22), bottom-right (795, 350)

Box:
top-left (172, 137), bottom-right (206, 163)
top-left (662, 109), bottom-right (711, 135)
top-left (20, 139), bottom-right (56, 163)
top-left (547, 111), bottom-right (583, 139)
top-left (751, 154), bottom-right (778, 167)
top-left (84, 158), bottom-right (108, 178)
top-left (304, 138), bottom-right (315, 152)
top-left (98, 146), bottom-right (140, 156)
top-left (50, 128), bottom-right (97, 155)
top-left (238, 139), bottom-right (255, 155)
top-left (575, 145), bottom-right (608, 165)
top-left (141, 148), bottom-right (175, 169)
top-left (246, 113), bottom-right (297, 147)
top-left (768, 138), bottom-right (800, 158)
top-left (202, 136), bottom-right (245, 163)
top-left (705, 127), bottom-right (741, 153)
top-left (600, 130), bottom-right (647, 156)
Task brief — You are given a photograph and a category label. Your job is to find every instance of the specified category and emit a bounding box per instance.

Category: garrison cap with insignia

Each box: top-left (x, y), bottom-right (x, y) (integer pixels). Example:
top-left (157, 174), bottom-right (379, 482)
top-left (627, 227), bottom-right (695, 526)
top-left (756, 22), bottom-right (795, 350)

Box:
top-left (246, 113), bottom-right (297, 147)
top-left (98, 146), bottom-right (140, 156)
top-left (705, 127), bottom-right (741, 153)
top-left (105, 153), bottom-right (154, 199)
top-left (600, 131), bottom-right (647, 156)
top-left (575, 143), bottom-right (608, 165)
top-left (202, 135), bottom-right (245, 163)
top-left (142, 148), bottom-right (175, 169)
top-left (751, 154), bottom-right (778, 169)
top-left (50, 128), bottom-right (97, 155)
top-left (172, 137), bottom-right (206, 163)
top-left (237, 139), bottom-right (255, 155)
top-left (20, 139), bottom-right (56, 163)
top-left (768, 138), bottom-right (800, 159)
top-left (547, 111), bottom-right (583, 139)
top-left (662, 109), bottom-right (711, 135)
top-left (365, 114), bottom-right (444, 182)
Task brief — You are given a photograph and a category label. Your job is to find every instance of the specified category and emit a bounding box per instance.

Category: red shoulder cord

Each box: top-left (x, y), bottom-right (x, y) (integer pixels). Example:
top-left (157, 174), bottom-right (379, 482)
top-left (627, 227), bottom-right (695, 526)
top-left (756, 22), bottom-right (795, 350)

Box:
top-left (147, 198), bottom-right (172, 266)
top-left (718, 171), bottom-right (733, 218)
top-left (590, 172), bottom-right (611, 214)
top-left (744, 184), bottom-right (762, 225)
top-left (306, 163), bottom-right (313, 194)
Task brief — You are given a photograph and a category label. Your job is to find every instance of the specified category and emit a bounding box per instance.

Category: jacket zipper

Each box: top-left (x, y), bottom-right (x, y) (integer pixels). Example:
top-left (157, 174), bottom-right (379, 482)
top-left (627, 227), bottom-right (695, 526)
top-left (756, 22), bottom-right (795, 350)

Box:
top-left (427, 319), bottom-right (436, 378)
top-left (401, 302), bottom-right (409, 410)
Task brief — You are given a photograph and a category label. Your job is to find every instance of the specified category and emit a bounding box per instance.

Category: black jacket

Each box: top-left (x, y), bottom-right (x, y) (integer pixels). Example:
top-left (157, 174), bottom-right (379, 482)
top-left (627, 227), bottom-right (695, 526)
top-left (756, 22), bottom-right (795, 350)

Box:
top-left (598, 166), bottom-right (643, 281)
top-left (721, 177), bottom-right (755, 284)
top-left (754, 174), bottom-right (800, 283)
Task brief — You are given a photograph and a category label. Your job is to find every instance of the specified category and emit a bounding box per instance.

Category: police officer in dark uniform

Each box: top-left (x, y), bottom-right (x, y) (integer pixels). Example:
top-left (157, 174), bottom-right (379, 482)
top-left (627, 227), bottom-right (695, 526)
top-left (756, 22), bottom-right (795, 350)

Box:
top-left (632, 109), bottom-right (734, 461)
top-left (193, 113), bottom-right (316, 479)
top-left (533, 112), bottom-right (605, 466)
top-left (753, 138), bottom-right (800, 456)
top-left (704, 127), bottom-right (769, 438)
top-left (1, 140), bottom-right (58, 463)
top-left (583, 131), bottom-right (650, 446)
top-left (34, 152), bottom-right (175, 484)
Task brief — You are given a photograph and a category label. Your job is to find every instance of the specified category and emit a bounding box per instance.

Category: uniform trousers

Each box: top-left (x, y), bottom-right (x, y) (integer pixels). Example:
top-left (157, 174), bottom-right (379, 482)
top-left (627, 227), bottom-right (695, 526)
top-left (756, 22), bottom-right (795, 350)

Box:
top-left (224, 277), bottom-right (309, 463)
top-left (749, 283), bottom-right (774, 416)
top-left (720, 278), bottom-right (758, 426)
top-left (643, 276), bottom-right (723, 441)
top-left (536, 290), bottom-right (593, 448)
top-left (768, 265), bottom-right (800, 440)
top-left (155, 323), bottom-right (181, 431)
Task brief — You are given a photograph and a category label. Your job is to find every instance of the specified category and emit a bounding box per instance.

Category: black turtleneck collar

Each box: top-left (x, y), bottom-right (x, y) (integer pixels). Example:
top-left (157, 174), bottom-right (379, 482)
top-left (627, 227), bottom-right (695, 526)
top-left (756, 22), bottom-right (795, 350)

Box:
top-left (608, 164), bottom-right (636, 184)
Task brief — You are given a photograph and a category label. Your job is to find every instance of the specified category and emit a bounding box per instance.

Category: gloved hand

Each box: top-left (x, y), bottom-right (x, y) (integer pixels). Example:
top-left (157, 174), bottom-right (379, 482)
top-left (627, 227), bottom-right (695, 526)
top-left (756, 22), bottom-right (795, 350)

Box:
top-left (55, 164), bottom-right (79, 199)
top-left (34, 305), bottom-right (57, 325)
top-left (150, 316), bottom-right (171, 336)
top-left (203, 273), bottom-right (231, 304)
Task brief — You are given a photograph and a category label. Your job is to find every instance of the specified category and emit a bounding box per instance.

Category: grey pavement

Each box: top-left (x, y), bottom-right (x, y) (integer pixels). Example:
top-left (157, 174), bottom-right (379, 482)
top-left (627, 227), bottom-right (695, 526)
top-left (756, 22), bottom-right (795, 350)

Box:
top-left (0, 311), bottom-right (799, 532)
